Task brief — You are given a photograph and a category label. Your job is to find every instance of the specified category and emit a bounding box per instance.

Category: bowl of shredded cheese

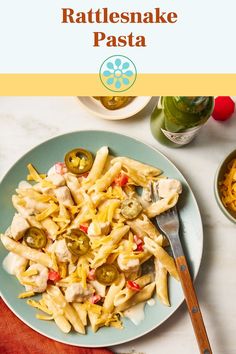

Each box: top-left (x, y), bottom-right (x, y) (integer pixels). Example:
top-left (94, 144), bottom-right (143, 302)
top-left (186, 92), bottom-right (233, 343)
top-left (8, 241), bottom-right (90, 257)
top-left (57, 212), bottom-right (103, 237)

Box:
top-left (215, 149), bottom-right (236, 223)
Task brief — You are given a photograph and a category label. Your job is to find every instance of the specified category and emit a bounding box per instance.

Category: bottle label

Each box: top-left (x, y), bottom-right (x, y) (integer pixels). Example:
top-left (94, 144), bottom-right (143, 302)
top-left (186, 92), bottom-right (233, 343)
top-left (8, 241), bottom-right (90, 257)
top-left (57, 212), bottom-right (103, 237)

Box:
top-left (161, 125), bottom-right (203, 145)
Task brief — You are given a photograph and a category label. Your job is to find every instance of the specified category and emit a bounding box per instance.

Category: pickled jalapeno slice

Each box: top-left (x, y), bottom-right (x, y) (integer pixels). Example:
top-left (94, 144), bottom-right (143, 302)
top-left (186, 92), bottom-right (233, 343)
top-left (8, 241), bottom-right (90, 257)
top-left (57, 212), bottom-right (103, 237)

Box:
top-left (95, 264), bottom-right (118, 285)
top-left (121, 198), bottom-right (143, 220)
top-left (23, 227), bottom-right (47, 249)
top-left (65, 229), bottom-right (90, 256)
top-left (100, 97), bottom-right (133, 110)
top-left (64, 148), bottom-right (93, 175)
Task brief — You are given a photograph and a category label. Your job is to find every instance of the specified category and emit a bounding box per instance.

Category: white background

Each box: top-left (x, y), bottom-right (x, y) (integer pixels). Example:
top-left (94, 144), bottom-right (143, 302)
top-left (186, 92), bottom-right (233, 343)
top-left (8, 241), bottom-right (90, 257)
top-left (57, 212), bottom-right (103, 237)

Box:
top-left (0, 0), bottom-right (235, 73)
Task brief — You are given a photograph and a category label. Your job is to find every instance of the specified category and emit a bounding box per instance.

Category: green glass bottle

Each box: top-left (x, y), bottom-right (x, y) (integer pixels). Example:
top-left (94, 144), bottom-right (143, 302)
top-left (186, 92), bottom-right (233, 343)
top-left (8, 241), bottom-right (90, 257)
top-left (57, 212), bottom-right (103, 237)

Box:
top-left (150, 96), bottom-right (214, 147)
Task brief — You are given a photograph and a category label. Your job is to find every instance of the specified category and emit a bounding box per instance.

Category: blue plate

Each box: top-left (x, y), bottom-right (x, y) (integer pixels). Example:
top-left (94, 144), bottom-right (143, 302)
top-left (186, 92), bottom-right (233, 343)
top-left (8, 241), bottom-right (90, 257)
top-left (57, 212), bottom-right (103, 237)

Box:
top-left (0, 131), bottom-right (203, 347)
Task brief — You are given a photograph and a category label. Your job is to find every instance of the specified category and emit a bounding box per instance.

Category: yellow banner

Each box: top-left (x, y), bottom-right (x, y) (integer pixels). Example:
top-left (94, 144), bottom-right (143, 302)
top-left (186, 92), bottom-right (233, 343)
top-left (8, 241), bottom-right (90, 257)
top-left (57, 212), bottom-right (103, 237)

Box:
top-left (0, 74), bottom-right (236, 95)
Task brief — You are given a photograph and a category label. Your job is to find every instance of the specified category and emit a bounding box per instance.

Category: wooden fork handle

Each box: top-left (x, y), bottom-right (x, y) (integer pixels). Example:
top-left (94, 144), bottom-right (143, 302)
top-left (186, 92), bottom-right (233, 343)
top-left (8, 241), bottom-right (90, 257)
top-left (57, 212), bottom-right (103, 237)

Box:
top-left (175, 255), bottom-right (212, 354)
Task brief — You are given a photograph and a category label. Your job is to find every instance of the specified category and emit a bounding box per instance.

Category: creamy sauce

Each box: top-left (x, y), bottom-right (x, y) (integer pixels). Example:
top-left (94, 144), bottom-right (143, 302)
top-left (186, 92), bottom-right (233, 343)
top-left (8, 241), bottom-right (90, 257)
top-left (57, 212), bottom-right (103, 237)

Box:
top-left (147, 298), bottom-right (155, 306)
top-left (18, 180), bottom-right (32, 190)
top-left (124, 302), bottom-right (145, 325)
top-left (3, 252), bottom-right (17, 274)
top-left (2, 252), bottom-right (27, 275)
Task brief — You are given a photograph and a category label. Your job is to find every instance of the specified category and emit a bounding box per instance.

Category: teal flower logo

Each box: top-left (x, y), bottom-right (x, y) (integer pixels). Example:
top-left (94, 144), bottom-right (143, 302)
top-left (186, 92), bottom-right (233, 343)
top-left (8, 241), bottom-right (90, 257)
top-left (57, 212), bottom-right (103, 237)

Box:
top-left (99, 55), bottom-right (137, 92)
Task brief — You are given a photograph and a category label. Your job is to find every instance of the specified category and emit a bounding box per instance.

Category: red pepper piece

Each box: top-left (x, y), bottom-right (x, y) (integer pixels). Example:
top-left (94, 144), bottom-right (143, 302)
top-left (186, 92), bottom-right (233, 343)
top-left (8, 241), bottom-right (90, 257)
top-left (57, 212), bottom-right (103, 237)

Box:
top-left (136, 243), bottom-right (144, 252)
top-left (127, 280), bottom-right (141, 292)
top-left (114, 173), bottom-right (129, 187)
top-left (48, 270), bottom-right (61, 283)
top-left (79, 223), bottom-right (88, 234)
top-left (134, 235), bottom-right (144, 252)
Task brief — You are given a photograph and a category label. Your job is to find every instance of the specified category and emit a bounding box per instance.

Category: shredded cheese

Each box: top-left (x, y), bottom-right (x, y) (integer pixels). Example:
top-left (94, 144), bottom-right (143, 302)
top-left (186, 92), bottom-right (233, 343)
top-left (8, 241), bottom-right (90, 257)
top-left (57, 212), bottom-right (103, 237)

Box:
top-left (85, 302), bottom-right (103, 314)
top-left (50, 252), bottom-right (59, 272)
top-left (27, 299), bottom-right (53, 315)
top-left (17, 198), bottom-right (26, 206)
top-left (18, 291), bottom-right (35, 299)
top-left (96, 313), bottom-right (122, 328)
top-left (220, 159), bottom-right (236, 212)
top-left (67, 205), bottom-right (81, 215)
top-left (91, 236), bottom-right (112, 250)
top-left (58, 262), bottom-right (67, 278)
top-left (107, 200), bottom-right (121, 222)
top-left (17, 189), bottom-right (56, 203)
top-left (77, 263), bottom-right (88, 289)
top-left (36, 314), bottom-right (54, 320)
top-left (21, 269), bottom-right (39, 277)
top-left (36, 202), bottom-right (59, 221)
top-left (21, 280), bottom-right (37, 287)
top-left (27, 164), bottom-right (43, 182)
top-left (41, 180), bottom-right (56, 189)
top-left (53, 217), bottom-right (70, 223)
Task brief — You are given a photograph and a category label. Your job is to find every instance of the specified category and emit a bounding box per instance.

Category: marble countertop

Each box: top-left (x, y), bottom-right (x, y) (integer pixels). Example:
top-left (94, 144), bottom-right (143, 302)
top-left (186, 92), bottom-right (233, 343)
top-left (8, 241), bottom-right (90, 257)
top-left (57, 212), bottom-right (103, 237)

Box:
top-left (0, 96), bottom-right (235, 354)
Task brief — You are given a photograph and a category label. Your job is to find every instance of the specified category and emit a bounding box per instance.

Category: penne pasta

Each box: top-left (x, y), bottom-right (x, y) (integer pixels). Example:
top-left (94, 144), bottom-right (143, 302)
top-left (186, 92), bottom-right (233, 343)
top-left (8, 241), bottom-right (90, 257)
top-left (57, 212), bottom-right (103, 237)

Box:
top-left (1, 146), bottom-right (183, 335)
top-left (72, 303), bottom-right (88, 326)
top-left (42, 293), bottom-right (72, 333)
top-left (26, 215), bottom-right (43, 229)
top-left (144, 236), bottom-right (179, 280)
top-left (111, 156), bottom-right (162, 187)
top-left (1, 234), bottom-right (54, 269)
top-left (41, 217), bottom-right (59, 239)
top-left (83, 146), bottom-right (109, 189)
top-left (47, 285), bottom-right (85, 334)
top-left (145, 192), bottom-right (179, 218)
top-left (154, 258), bottom-right (170, 306)
top-left (114, 274), bottom-right (153, 307)
top-left (127, 213), bottom-right (161, 239)
top-left (91, 225), bottom-right (129, 268)
top-left (91, 162), bottom-right (122, 193)
top-left (87, 310), bottom-right (100, 333)
top-left (103, 274), bottom-right (125, 312)
top-left (71, 205), bottom-right (95, 227)
top-left (64, 173), bottom-right (83, 205)
top-left (116, 282), bottom-right (156, 312)
top-left (12, 195), bottom-right (31, 218)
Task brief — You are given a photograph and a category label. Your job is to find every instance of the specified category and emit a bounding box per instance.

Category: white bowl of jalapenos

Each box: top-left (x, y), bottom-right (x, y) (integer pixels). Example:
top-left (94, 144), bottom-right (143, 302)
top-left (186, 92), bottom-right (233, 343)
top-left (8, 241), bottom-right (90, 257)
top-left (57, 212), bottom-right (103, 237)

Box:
top-left (77, 96), bottom-right (152, 120)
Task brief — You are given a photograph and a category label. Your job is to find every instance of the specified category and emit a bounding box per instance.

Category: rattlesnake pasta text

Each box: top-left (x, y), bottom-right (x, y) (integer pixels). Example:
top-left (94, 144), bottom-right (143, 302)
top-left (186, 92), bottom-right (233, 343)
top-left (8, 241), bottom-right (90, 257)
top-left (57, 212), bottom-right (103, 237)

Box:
top-left (61, 8), bottom-right (178, 47)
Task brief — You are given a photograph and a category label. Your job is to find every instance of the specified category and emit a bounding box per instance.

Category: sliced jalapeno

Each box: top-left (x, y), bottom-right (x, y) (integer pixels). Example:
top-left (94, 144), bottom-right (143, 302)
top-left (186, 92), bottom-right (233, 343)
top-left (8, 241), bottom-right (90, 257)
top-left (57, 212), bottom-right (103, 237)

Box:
top-left (121, 198), bottom-right (143, 220)
top-left (65, 229), bottom-right (90, 256)
top-left (95, 264), bottom-right (118, 285)
top-left (64, 148), bottom-right (93, 175)
top-left (23, 227), bottom-right (47, 249)
top-left (100, 97), bottom-right (133, 110)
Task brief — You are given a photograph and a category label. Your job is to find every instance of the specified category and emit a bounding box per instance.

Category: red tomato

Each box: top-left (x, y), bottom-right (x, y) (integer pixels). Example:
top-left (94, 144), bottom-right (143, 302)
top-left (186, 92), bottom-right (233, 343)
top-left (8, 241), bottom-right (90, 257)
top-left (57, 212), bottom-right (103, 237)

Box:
top-left (90, 294), bottom-right (101, 304)
top-left (48, 270), bottom-right (61, 283)
top-left (114, 173), bottom-right (129, 187)
top-left (212, 96), bottom-right (235, 121)
top-left (55, 162), bottom-right (67, 175)
top-left (87, 269), bottom-right (96, 281)
top-left (127, 280), bottom-right (141, 292)
top-left (79, 223), bottom-right (88, 234)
